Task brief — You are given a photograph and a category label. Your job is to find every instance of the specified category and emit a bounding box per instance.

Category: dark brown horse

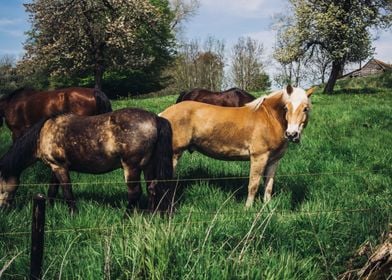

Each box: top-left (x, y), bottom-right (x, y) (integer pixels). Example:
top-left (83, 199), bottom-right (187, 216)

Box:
top-left (176, 87), bottom-right (255, 107)
top-left (0, 108), bottom-right (174, 213)
top-left (0, 87), bottom-right (112, 140)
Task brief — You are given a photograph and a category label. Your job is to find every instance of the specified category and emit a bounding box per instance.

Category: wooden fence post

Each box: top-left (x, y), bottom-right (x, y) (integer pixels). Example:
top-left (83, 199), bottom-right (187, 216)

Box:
top-left (30, 194), bottom-right (46, 280)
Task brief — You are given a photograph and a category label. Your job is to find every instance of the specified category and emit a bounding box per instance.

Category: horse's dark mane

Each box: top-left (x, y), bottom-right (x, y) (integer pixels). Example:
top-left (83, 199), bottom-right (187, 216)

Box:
top-left (0, 87), bottom-right (36, 102)
top-left (176, 91), bottom-right (188, 103)
top-left (0, 118), bottom-right (46, 179)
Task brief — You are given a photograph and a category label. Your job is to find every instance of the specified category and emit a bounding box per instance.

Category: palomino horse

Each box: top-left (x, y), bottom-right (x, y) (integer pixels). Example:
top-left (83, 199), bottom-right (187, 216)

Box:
top-left (0, 108), bottom-right (174, 213)
top-left (176, 87), bottom-right (255, 107)
top-left (160, 85), bottom-right (314, 207)
top-left (0, 87), bottom-right (112, 141)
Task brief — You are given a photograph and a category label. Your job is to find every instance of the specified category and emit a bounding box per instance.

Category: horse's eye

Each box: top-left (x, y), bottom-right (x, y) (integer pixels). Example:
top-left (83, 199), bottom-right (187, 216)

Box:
top-left (304, 107), bottom-right (309, 112)
top-left (284, 106), bottom-right (288, 112)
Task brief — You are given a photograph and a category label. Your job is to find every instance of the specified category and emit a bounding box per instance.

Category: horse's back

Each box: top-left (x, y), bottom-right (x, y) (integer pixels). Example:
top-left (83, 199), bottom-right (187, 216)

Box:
top-left (5, 87), bottom-right (112, 139)
top-left (177, 88), bottom-right (255, 107)
top-left (38, 109), bottom-right (159, 173)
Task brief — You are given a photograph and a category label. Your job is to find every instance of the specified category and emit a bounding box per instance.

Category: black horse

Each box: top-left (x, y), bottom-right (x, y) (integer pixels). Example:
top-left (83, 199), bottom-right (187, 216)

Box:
top-left (176, 87), bottom-right (255, 107)
top-left (0, 108), bottom-right (174, 213)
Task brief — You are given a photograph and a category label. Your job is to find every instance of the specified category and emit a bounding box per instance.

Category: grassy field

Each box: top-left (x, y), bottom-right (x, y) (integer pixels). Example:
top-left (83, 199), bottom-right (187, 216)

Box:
top-left (0, 74), bottom-right (391, 279)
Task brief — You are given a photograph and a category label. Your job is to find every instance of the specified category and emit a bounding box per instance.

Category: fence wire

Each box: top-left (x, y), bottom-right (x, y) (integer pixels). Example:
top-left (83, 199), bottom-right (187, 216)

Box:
top-left (1, 205), bottom-right (390, 237)
top-left (8, 168), bottom-right (392, 188)
top-left (0, 168), bottom-right (390, 237)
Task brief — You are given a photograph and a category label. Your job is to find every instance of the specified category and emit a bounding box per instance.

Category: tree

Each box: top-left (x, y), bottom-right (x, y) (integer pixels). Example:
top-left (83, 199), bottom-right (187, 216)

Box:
top-left (274, 0), bottom-right (392, 93)
top-left (23, 0), bottom-right (175, 90)
top-left (0, 55), bottom-right (23, 95)
top-left (168, 36), bottom-right (225, 91)
top-left (230, 37), bottom-right (270, 92)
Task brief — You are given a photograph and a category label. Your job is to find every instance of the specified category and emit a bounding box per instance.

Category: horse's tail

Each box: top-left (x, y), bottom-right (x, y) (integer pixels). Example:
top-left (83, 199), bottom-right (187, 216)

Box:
top-left (176, 91), bottom-right (187, 103)
top-left (94, 89), bottom-right (112, 114)
top-left (150, 116), bottom-right (174, 211)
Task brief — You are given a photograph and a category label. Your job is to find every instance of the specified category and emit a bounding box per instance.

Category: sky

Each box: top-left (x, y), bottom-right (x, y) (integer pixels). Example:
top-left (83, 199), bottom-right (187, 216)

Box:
top-left (0, 0), bottom-right (391, 74)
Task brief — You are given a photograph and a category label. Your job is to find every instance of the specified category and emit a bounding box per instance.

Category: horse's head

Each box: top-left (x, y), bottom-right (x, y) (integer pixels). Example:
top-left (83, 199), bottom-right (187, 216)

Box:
top-left (0, 173), bottom-right (19, 208)
top-left (282, 85), bottom-right (314, 143)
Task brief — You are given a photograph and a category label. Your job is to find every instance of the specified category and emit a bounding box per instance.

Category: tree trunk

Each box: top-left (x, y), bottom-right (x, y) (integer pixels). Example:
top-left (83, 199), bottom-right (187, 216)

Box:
top-left (324, 60), bottom-right (343, 94)
top-left (94, 63), bottom-right (104, 90)
top-left (94, 43), bottom-right (105, 90)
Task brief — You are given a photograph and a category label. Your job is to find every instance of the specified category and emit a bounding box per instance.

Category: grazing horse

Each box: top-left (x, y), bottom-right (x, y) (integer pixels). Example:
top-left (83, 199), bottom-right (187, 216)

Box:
top-left (0, 108), bottom-right (174, 213)
top-left (176, 87), bottom-right (255, 107)
top-left (0, 87), bottom-right (112, 141)
top-left (160, 85), bottom-right (314, 207)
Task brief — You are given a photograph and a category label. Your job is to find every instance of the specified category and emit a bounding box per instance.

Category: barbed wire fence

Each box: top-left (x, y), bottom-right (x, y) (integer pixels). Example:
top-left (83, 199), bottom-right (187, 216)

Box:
top-left (1, 167), bottom-right (391, 238)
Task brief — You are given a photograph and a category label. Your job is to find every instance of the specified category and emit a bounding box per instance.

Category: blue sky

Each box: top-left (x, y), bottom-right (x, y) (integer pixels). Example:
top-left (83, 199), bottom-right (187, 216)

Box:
top-left (182, 0), bottom-right (392, 74)
top-left (0, 0), bottom-right (391, 69)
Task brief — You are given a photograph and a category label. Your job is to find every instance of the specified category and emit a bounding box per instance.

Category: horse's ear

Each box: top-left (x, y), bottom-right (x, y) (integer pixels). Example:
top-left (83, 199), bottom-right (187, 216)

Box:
top-left (286, 85), bottom-right (293, 95)
top-left (306, 87), bottom-right (315, 97)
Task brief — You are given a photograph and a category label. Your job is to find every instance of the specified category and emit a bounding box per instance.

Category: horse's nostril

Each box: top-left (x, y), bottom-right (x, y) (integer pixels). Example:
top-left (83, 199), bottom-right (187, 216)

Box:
top-left (285, 131), bottom-right (299, 140)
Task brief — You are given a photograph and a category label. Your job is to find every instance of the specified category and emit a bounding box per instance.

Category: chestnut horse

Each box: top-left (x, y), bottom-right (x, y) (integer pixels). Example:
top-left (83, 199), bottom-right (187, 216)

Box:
top-left (0, 108), bottom-right (174, 213)
top-left (0, 87), bottom-right (112, 141)
top-left (160, 85), bottom-right (314, 207)
top-left (176, 87), bottom-right (255, 107)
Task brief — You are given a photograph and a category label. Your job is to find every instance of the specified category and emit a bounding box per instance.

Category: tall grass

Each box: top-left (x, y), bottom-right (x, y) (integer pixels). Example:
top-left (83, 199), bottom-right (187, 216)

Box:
top-left (0, 74), bottom-right (391, 279)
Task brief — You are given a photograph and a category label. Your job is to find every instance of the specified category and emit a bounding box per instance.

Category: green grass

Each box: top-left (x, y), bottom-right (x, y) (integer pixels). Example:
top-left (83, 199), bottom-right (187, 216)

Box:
top-left (0, 73), bottom-right (391, 279)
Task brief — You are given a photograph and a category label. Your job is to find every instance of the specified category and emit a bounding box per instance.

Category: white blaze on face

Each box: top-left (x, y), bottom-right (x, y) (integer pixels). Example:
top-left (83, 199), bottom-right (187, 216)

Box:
top-left (285, 87), bottom-right (309, 138)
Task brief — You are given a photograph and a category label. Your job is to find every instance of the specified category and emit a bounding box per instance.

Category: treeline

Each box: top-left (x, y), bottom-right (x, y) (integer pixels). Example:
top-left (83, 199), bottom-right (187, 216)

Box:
top-left (0, 0), bottom-right (269, 98)
top-left (1, 0), bottom-right (390, 96)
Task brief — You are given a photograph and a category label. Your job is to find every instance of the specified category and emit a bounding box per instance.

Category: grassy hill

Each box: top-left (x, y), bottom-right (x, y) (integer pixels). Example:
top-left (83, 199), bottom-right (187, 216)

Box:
top-left (0, 73), bottom-right (391, 279)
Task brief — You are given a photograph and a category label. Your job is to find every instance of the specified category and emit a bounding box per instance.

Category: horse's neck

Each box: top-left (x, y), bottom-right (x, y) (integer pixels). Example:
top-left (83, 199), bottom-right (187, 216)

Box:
top-left (262, 93), bottom-right (287, 132)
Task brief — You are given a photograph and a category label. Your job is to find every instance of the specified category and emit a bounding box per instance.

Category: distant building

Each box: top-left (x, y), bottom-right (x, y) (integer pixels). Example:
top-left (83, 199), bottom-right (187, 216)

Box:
top-left (341, 58), bottom-right (392, 79)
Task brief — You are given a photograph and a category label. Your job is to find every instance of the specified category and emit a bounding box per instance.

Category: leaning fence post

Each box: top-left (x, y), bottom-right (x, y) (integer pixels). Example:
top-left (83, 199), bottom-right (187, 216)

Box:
top-left (30, 194), bottom-right (46, 280)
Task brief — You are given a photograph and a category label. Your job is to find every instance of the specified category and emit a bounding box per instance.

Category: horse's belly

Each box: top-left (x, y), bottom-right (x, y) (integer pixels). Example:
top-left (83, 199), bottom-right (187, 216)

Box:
top-left (69, 157), bottom-right (121, 174)
top-left (192, 142), bottom-right (250, 161)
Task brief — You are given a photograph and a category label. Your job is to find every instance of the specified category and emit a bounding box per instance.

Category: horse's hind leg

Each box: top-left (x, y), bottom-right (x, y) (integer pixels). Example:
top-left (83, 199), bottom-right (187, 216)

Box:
top-left (263, 160), bottom-right (280, 203)
top-left (173, 150), bottom-right (184, 173)
top-left (47, 172), bottom-right (59, 206)
top-left (52, 167), bottom-right (77, 214)
top-left (122, 161), bottom-right (142, 212)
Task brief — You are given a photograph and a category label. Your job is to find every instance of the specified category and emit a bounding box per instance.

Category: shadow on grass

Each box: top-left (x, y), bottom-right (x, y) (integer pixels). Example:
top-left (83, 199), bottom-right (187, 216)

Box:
top-left (175, 166), bottom-right (249, 204)
top-left (289, 181), bottom-right (309, 210)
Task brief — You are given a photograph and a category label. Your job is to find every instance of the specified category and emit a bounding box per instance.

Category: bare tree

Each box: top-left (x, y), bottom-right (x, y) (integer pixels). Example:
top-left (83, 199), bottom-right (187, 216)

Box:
top-left (169, 36), bottom-right (225, 92)
top-left (170, 0), bottom-right (200, 33)
top-left (230, 37), bottom-right (269, 91)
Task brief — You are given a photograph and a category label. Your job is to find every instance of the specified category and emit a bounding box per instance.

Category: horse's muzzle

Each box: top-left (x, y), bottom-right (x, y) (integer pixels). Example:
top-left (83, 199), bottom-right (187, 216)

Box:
top-left (285, 131), bottom-right (300, 143)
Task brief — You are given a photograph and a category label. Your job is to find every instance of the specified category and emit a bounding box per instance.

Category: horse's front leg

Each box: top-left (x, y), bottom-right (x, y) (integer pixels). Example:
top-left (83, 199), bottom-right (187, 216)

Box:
top-left (245, 153), bottom-right (269, 208)
top-left (263, 160), bottom-right (280, 203)
top-left (52, 167), bottom-right (77, 214)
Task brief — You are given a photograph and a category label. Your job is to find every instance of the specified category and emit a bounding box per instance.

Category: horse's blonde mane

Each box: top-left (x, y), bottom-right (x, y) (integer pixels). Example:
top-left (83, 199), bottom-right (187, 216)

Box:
top-left (245, 90), bottom-right (283, 111)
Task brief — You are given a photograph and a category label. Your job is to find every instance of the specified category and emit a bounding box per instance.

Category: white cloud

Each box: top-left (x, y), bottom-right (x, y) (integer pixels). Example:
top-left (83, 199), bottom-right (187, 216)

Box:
top-left (372, 30), bottom-right (392, 64)
top-left (0, 27), bottom-right (25, 38)
top-left (0, 18), bottom-right (23, 26)
top-left (199, 0), bottom-right (286, 18)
